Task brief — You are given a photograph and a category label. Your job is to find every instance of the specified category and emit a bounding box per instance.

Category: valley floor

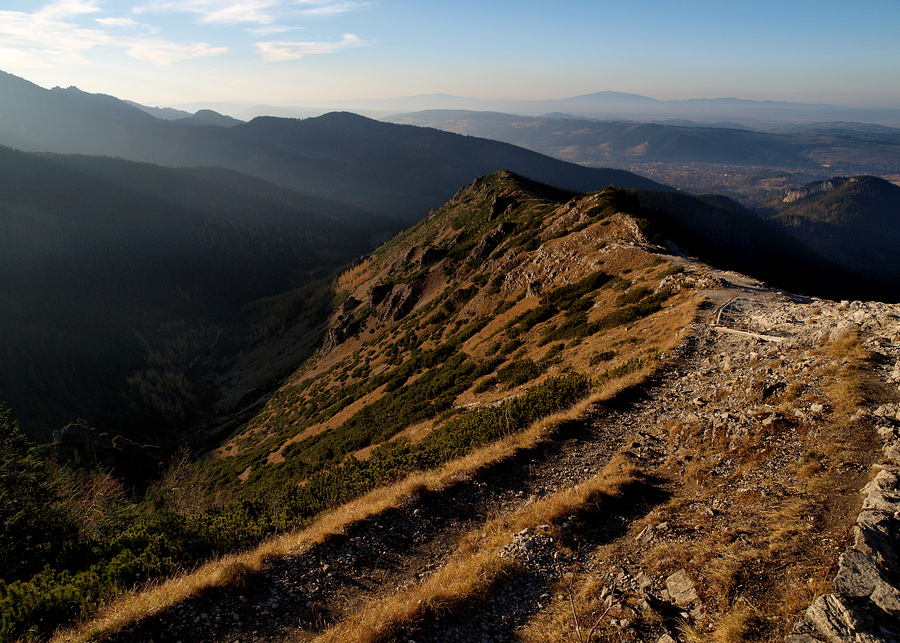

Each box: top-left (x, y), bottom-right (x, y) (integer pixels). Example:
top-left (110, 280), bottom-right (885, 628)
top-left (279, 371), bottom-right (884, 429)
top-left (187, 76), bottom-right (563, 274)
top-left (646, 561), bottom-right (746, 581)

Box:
top-left (82, 259), bottom-right (900, 643)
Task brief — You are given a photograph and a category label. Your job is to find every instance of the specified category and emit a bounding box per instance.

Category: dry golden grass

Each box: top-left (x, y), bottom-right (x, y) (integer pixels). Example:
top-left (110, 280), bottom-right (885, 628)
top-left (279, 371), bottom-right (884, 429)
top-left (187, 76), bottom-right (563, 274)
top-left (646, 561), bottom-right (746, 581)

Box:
top-left (313, 454), bottom-right (644, 643)
top-left (51, 467), bottom-right (442, 643)
top-left (51, 543), bottom-right (280, 643)
top-left (54, 301), bottom-right (692, 643)
top-left (522, 325), bottom-right (877, 643)
top-left (53, 262), bottom-right (702, 643)
top-left (49, 362), bottom-right (653, 643)
top-left (690, 601), bottom-right (761, 643)
top-left (306, 294), bottom-right (700, 643)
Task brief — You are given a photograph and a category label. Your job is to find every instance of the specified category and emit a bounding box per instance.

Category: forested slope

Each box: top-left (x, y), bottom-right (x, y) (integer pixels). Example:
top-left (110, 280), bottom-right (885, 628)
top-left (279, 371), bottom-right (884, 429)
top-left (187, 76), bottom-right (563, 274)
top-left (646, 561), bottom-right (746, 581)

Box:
top-left (0, 146), bottom-right (374, 441)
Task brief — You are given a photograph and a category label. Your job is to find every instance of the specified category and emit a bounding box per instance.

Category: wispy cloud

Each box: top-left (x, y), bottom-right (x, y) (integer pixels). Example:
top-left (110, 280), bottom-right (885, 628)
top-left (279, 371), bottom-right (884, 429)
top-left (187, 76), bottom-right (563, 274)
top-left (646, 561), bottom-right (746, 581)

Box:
top-left (0, 4), bottom-right (108, 59)
top-left (138, 0), bottom-right (281, 25)
top-left (256, 33), bottom-right (360, 61)
top-left (125, 40), bottom-right (228, 64)
top-left (186, 0), bottom-right (281, 25)
top-left (96, 17), bottom-right (138, 27)
top-left (246, 24), bottom-right (299, 36)
top-left (0, 1), bottom-right (229, 66)
top-left (36, 0), bottom-right (102, 20)
top-left (137, 0), bottom-right (370, 24)
top-left (0, 0), bottom-right (369, 72)
top-left (293, 0), bottom-right (370, 17)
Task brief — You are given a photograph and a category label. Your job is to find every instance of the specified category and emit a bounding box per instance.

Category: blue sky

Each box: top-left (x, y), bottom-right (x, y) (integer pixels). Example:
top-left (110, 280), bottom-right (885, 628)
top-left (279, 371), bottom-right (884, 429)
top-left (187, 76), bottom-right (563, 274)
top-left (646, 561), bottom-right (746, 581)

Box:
top-left (0, 0), bottom-right (898, 107)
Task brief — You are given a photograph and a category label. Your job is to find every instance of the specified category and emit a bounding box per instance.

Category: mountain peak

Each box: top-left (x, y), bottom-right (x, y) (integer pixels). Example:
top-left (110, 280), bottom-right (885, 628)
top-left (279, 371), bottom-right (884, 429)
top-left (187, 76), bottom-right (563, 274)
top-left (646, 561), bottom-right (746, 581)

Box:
top-left (48, 83), bottom-right (157, 122)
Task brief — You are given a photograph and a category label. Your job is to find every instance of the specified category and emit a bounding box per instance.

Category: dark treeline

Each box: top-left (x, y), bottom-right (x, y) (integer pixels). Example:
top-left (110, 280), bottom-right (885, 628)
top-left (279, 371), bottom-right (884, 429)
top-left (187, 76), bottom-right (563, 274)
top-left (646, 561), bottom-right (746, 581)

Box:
top-left (0, 146), bottom-right (377, 442)
top-left (635, 188), bottom-right (900, 302)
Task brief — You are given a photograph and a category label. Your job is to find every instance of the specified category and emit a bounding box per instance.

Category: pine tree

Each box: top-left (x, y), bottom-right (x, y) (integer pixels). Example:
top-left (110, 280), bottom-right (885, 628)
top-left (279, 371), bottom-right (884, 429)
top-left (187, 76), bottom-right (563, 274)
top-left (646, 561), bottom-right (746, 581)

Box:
top-left (0, 405), bottom-right (55, 578)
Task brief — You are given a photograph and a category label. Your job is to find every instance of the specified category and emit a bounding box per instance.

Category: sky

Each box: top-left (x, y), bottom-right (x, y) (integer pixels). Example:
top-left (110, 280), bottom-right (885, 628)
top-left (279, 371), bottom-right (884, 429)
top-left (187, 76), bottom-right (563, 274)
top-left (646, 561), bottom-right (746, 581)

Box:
top-left (0, 0), bottom-right (898, 108)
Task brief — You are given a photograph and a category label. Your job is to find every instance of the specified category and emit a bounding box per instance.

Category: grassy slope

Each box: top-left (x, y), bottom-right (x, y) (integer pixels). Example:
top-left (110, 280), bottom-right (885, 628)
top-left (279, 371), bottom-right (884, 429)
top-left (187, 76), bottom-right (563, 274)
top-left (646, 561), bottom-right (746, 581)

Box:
top-left (53, 170), bottom-right (701, 642)
top-left (28, 169), bottom-right (883, 642)
top-left (203, 171), bottom-right (688, 506)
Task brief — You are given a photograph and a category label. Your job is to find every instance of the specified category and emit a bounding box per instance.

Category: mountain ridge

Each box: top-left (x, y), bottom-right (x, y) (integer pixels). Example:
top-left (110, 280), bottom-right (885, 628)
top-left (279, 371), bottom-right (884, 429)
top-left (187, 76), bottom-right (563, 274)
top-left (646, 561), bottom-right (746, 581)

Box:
top-left (169, 89), bottom-right (900, 128)
top-left (3, 66), bottom-right (900, 643)
top-left (31, 171), bottom-right (900, 643)
top-left (384, 110), bottom-right (900, 194)
top-left (0, 70), bottom-right (672, 223)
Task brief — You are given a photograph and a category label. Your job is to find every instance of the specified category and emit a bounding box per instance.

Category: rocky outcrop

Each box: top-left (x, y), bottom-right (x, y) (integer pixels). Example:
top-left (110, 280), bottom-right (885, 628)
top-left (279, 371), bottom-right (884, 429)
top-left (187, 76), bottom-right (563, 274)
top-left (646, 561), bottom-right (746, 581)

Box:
top-left (665, 569), bottom-right (699, 607)
top-left (420, 246), bottom-right (448, 267)
top-left (489, 195), bottom-right (518, 220)
top-left (789, 357), bottom-right (900, 642)
top-left (378, 278), bottom-right (425, 322)
top-left (51, 420), bottom-right (163, 487)
top-left (782, 180), bottom-right (837, 203)
top-left (472, 222), bottom-right (515, 259)
top-left (369, 283), bottom-right (393, 307)
top-left (320, 316), bottom-right (359, 354)
top-left (340, 296), bottom-right (361, 314)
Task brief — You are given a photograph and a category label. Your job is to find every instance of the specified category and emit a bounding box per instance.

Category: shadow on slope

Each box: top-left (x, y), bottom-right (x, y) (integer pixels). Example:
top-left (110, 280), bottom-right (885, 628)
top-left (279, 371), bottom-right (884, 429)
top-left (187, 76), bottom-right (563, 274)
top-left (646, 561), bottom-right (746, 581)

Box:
top-left (0, 146), bottom-right (373, 441)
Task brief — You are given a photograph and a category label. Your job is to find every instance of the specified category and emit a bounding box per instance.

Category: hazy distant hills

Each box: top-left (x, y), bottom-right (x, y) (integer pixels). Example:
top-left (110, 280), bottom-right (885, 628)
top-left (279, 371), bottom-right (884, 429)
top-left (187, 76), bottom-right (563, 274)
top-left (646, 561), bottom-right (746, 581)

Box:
top-left (386, 110), bottom-right (900, 177)
top-left (0, 71), bottom-right (670, 223)
top-left (125, 101), bottom-right (242, 127)
top-left (0, 145), bottom-right (373, 441)
top-left (760, 176), bottom-right (900, 288)
top-left (540, 92), bottom-right (900, 128)
top-left (209, 90), bottom-right (900, 128)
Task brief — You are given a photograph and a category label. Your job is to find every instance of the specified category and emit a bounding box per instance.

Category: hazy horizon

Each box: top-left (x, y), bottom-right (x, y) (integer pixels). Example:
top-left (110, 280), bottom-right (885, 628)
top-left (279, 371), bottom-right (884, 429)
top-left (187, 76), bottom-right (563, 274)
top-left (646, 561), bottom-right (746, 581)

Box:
top-left (0, 0), bottom-right (898, 109)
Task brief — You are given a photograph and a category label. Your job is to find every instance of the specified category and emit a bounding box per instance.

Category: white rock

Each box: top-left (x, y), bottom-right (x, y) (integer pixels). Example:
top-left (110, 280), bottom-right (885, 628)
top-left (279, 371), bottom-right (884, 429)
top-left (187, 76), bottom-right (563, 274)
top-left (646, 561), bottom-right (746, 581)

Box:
top-left (665, 569), bottom-right (699, 606)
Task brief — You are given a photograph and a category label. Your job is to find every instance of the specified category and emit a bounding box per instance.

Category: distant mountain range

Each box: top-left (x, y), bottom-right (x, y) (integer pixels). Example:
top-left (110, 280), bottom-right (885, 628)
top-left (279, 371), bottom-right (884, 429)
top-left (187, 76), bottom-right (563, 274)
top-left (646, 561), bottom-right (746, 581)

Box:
top-left (386, 110), bottom-right (806, 166)
top-left (3, 66), bottom-right (900, 447)
top-left (0, 68), bottom-right (672, 441)
top-left (124, 101), bottom-right (241, 126)
top-left (385, 110), bottom-right (900, 180)
top-left (0, 70), bottom-right (670, 224)
top-left (3, 68), bottom-right (900, 643)
top-left (168, 91), bottom-right (900, 129)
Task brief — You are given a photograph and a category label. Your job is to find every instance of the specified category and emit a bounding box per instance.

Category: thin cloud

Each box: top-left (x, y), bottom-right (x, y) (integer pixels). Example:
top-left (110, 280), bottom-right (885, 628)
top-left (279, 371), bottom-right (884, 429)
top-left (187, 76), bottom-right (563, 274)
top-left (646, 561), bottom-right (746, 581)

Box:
top-left (195, 1), bottom-right (280, 25)
top-left (96, 17), bottom-right (139, 27)
top-left (0, 7), bottom-right (106, 58)
top-left (0, 2), bottom-right (230, 67)
top-left (37, 0), bottom-right (101, 20)
top-left (294, 0), bottom-right (371, 16)
top-left (137, 0), bottom-right (370, 24)
top-left (137, 1), bottom-right (282, 25)
top-left (256, 33), bottom-right (360, 61)
top-left (125, 40), bottom-right (228, 64)
top-left (247, 25), bottom-right (300, 36)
